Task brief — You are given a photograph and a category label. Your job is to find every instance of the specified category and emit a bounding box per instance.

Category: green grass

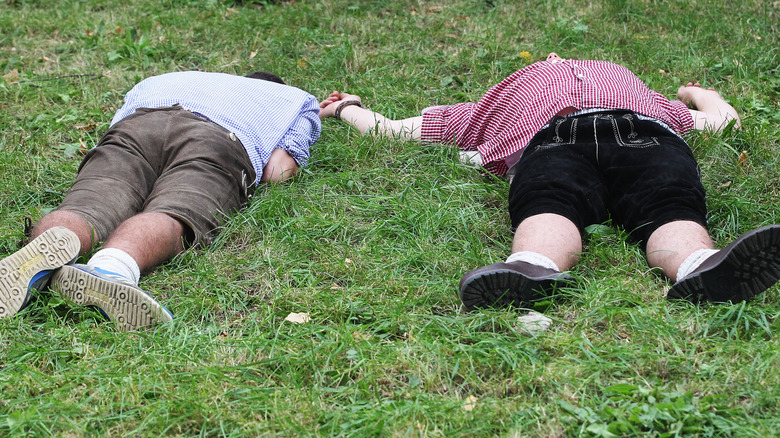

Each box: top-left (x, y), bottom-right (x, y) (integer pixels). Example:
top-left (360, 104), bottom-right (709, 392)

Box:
top-left (1, 0), bottom-right (779, 436)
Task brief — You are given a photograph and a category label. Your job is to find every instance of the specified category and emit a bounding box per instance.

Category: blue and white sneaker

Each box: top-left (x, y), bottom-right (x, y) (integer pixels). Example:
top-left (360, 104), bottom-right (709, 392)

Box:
top-left (50, 264), bottom-right (174, 331)
top-left (0, 227), bottom-right (80, 319)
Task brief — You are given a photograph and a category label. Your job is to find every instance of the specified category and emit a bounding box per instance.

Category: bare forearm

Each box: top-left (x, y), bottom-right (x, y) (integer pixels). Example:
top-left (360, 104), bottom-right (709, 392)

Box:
top-left (338, 105), bottom-right (423, 140)
top-left (261, 148), bottom-right (299, 183)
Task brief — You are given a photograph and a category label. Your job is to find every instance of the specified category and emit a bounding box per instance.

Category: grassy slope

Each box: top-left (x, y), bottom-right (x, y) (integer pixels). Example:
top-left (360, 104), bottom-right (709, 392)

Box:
top-left (1, 0), bottom-right (778, 436)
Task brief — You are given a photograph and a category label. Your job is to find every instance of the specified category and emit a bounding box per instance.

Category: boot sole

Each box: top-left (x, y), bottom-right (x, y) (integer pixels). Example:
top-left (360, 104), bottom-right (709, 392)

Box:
top-left (668, 225), bottom-right (780, 303)
top-left (460, 267), bottom-right (572, 312)
top-left (0, 227), bottom-right (80, 318)
top-left (51, 265), bottom-right (173, 331)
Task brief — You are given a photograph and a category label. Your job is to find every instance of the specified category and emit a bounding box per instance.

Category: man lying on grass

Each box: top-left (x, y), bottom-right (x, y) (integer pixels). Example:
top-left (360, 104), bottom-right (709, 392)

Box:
top-left (320, 52), bottom-right (780, 311)
top-left (0, 71), bottom-right (325, 331)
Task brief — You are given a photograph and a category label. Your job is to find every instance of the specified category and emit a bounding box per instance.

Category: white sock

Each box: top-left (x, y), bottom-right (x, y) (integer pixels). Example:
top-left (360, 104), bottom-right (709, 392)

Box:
top-left (505, 251), bottom-right (560, 272)
top-left (87, 248), bottom-right (141, 285)
top-left (676, 248), bottom-right (719, 281)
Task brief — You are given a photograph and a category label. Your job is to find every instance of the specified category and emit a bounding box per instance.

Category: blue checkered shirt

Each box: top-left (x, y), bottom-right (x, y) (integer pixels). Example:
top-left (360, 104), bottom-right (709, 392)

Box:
top-left (111, 71), bottom-right (321, 183)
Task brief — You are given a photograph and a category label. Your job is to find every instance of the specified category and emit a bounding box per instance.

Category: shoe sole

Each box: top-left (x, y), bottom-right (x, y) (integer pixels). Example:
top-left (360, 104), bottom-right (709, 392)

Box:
top-left (0, 227), bottom-right (80, 319)
top-left (668, 225), bottom-right (780, 303)
top-left (460, 267), bottom-right (572, 312)
top-left (50, 265), bottom-right (173, 331)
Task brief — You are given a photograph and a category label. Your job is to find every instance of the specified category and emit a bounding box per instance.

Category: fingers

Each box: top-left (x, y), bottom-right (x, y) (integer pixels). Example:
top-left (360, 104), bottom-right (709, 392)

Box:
top-left (319, 91), bottom-right (342, 108)
top-left (683, 82), bottom-right (715, 91)
top-left (319, 91), bottom-right (363, 113)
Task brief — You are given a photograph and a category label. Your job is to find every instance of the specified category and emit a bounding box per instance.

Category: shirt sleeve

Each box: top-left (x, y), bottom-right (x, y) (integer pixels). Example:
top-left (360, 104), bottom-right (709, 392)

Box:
top-left (274, 97), bottom-right (322, 167)
top-left (421, 102), bottom-right (477, 150)
top-left (666, 100), bottom-right (696, 135)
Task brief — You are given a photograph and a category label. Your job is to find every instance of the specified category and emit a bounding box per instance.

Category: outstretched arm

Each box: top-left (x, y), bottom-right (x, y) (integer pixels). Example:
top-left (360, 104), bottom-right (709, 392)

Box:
top-left (319, 91), bottom-right (423, 140)
top-left (677, 82), bottom-right (741, 132)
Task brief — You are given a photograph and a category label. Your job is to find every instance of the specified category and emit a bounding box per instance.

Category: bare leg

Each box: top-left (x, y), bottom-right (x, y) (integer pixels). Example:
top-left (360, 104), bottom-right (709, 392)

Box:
top-left (511, 213), bottom-right (582, 271)
top-left (645, 220), bottom-right (714, 282)
top-left (677, 82), bottom-right (741, 132)
top-left (459, 213), bottom-right (579, 311)
top-left (39, 212), bottom-right (181, 330)
top-left (32, 210), bottom-right (184, 272)
top-left (102, 212), bottom-right (185, 272)
top-left (33, 210), bottom-right (94, 255)
top-left (667, 225), bottom-right (780, 303)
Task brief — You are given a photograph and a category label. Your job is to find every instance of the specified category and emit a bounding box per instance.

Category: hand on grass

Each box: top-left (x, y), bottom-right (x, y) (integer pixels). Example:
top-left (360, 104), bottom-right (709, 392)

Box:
top-left (319, 91), bottom-right (362, 119)
top-left (677, 82), bottom-right (741, 132)
top-left (677, 82), bottom-right (718, 107)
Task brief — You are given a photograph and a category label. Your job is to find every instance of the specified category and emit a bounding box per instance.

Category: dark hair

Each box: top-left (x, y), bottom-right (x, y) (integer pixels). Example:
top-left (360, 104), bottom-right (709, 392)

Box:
top-left (244, 71), bottom-right (285, 84)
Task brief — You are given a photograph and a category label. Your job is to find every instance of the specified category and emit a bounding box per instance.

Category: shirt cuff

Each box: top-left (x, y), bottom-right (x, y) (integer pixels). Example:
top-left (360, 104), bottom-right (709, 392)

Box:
top-left (421, 109), bottom-right (448, 144)
top-left (669, 100), bottom-right (695, 134)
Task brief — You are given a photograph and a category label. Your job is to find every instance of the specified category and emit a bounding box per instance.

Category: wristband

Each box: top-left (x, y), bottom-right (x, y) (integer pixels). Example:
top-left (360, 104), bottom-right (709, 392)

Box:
top-left (334, 100), bottom-right (364, 120)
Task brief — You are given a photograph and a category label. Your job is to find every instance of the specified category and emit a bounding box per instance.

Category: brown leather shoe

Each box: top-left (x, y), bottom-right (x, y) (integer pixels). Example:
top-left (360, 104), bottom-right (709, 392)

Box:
top-left (459, 261), bottom-right (574, 312)
top-left (668, 225), bottom-right (780, 304)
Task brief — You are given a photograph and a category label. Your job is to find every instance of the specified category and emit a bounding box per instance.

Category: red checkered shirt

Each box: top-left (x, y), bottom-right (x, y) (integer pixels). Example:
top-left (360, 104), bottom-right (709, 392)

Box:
top-left (421, 59), bottom-right (695, 175)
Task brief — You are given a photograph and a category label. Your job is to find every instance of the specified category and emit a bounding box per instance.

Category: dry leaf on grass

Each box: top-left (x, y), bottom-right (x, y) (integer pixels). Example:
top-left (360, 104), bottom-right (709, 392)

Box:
top-left (285, 312), bottom-right (310, 324)
top-left (463, 395), bottom-right (478, 411)
top-left (75, 123), bottom-right (101, 131)
top-left (738, 151), bottom-right (748, 167)
top-left (3, 69), bottom-right (19, 83)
